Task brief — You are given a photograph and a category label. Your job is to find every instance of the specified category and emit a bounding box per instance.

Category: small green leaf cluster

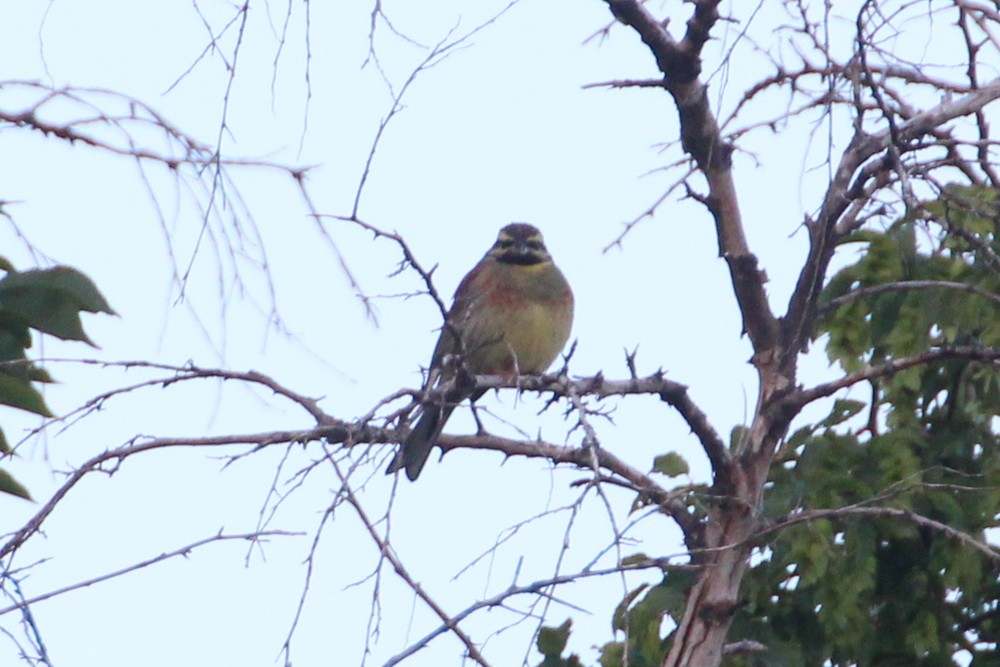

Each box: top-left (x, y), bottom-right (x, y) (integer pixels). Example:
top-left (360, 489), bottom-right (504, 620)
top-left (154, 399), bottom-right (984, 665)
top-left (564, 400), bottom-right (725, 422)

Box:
top-left (536, 619), bottom-right (584, 667)
top-left (0, 258), bottom-right (115, 500)
top-left (600, 569), bottom-right (697, 667)
top-left (535, 569), bottom-right (697, 667)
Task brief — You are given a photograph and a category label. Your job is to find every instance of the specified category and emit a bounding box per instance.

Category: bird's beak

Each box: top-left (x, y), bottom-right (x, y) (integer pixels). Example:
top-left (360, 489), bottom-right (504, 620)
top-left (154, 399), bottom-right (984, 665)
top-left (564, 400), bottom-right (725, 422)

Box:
top-left (508, 241), bottom-right (533, 261)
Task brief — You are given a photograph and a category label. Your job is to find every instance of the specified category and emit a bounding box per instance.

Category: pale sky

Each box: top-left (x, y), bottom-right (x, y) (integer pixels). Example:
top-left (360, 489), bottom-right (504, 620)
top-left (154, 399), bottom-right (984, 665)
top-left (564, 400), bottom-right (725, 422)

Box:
top-left (0, 1), bottom-right (969, 665)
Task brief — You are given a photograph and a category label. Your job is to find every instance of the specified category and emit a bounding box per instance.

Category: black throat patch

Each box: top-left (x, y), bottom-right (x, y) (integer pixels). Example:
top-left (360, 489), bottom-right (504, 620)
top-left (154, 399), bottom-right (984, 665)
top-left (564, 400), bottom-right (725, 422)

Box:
top-left (496, 253), bottom-right (546, 266)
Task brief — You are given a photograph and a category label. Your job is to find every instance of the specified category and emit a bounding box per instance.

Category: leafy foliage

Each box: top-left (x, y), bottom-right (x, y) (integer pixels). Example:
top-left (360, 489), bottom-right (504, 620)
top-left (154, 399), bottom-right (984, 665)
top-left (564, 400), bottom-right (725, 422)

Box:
top-left (727, 185), bottom-right (1000, 665)
top-left (541, 187), bottom-right (1000, 665)
top-left (0, 258), bottom-right (115, 500)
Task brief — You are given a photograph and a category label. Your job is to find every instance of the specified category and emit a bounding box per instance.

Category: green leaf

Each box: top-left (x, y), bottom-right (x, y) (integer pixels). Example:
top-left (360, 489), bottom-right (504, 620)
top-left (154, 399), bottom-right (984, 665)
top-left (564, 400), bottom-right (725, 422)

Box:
top-left (652, 452), bottom-right (689, 478)
top-left (0, 324), bottom-right (53, 383)
top-left (597, 641), bottom-right (623, 667)
top-left (783, 424), bottom-right (816, 451)
top-left (612, 584), bottom-right (648, 632)
top-left (0, 426), bottom-right (8, 454)
top-left (651, 569), bottom-right (697, 619)
top-left (536, 619), bottom-right (572, 658)
top-left (819, 399), bottom-right (866, 428)
top-left (0, 320), bottom-right (31, 357)
top-left (621, 580), bottom-right (681, 665)
top-left (0, 266), bottom-right (116, 315)
top-left (0, 371), bottom-right (53, 416)
top-left (0, 266), bottom-right (116, 345)
top-left (620, 553), bottom-right (651, 567)
top-left (0, 468), bottom-right (31, 501)
top-left (0, 287), bottom-right (90, 344)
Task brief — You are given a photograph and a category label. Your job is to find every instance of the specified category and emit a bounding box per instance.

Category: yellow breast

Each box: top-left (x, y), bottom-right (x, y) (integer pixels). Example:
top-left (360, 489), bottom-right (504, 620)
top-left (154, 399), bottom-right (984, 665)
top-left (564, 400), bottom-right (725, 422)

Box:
top-left (461, 262), bottom-right (574, 376)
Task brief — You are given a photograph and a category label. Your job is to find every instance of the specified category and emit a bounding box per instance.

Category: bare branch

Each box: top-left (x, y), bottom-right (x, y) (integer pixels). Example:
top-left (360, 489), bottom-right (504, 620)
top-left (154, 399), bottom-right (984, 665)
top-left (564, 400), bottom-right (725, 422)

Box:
top-left (478, 372), bottom-right (726, 462)
top-left (760, 506), bottom-right (1000, 566)
top-left (326, 456), bottom-right (490, 667)
top-left (818, 279), bottom-right (1000, 314)
top-left (0, 81), bottom-right (300, 172)
top-left (583, 77), bottom-right (668, 90)
top-left (602, 0), bottom-right (779, 352)
top-left (789, 345), bottom-right (1000, 410)
top-left (723, 639), bottom-right (769, 655)
top-left (0, 531), bottom-right (301, 617)
top-left (436, 431), bottom-right (702, 544)
top-left (411, 558), bottom-right (700, 662)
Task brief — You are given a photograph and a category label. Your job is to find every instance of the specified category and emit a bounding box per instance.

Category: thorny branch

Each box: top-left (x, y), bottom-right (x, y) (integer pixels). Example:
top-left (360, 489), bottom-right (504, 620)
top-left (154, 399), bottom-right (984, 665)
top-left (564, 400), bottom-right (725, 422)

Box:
top-left (327, 456), bottom-right (491, 667)
top-left (409, 558), bottom-right (700, 664)
top-left (1, 363), bottom-right (716, 560)
top-left (782, 78), bottom-right (1000, 365)
top-left (788, 345), bottom-right (1000, 410)
top-left (0, 531), bottom-right (301, 617)
top-left (604, 0), bottom-right (780, 355)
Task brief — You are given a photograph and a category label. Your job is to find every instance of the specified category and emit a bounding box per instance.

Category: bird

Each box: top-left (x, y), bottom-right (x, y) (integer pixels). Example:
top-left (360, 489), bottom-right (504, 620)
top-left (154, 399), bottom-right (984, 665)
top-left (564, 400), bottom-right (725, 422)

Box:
top-left (387, 223), bottom-right (574, 481)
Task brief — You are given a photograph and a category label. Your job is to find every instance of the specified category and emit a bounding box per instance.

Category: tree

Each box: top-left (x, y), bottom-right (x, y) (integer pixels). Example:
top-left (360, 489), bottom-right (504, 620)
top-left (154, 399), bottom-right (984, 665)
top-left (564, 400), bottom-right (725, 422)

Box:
top-left (571, 2), bottom-right (1000, 665)
top-left (2, 1), bottom-right (1000, 666)
top-left (586, 186), bottom-right (1000, 666)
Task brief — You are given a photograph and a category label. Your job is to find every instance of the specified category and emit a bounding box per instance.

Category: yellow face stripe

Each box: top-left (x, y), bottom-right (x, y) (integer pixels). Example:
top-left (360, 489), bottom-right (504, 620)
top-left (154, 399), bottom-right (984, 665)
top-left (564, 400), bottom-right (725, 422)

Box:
top-left (497, 230), bottom-right (542, 243)
top-left (509, 260), bottom-right (553, 273)
top-left (489, 225), bottom-right (551, 265)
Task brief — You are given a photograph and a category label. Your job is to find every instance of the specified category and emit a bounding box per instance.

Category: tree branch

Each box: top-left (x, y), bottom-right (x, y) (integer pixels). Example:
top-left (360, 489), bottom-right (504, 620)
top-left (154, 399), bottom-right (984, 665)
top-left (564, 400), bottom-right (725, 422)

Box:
top-left (327, 458), bottom-right (491, 667)
top-left (818, 279), bottom-right (1000, 315)
top-left (3, 368), bottom-right (717, 560)
top-left (0, 531), bottom-right (301, 617)
top-left (759, 506), bottom-right (1000, 566)
top-left (406, 558), bottom-right (700, 665)
top-left (788, 345), bottom-right (1000, 411)
top-left (437, 432), bottom-right (703, 545)
top-left (782, 78), bottom-right (1000, 363)
top-left (602, 0), bottom-right (779, 353)
top-left (471, 371), bottom-right (730, 479)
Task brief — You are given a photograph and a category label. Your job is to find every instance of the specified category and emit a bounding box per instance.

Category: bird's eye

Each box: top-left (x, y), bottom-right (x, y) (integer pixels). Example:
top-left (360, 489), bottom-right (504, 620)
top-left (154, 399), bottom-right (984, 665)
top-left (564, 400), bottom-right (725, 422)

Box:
top-left (526, 240), bottom-right (543, 250)
top-left (497, 239), bottom-right (514, 249)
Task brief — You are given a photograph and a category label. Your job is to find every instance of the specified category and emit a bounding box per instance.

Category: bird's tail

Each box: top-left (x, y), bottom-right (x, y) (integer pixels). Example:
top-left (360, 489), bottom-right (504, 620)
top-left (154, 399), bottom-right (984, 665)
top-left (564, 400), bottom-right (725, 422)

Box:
top-left (386, 403), bottom-right (454, 481)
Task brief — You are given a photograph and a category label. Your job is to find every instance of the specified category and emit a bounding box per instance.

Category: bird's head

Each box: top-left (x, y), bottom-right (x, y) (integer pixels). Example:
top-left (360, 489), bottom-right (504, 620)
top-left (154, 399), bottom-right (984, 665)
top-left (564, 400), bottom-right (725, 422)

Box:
top-left (488, 223), bottom-right (552, 266)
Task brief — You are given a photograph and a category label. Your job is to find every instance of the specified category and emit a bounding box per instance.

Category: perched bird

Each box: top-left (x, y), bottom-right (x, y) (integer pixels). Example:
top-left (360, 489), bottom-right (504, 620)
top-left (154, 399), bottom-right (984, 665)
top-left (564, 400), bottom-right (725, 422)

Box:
top-left (387, 223), bottom-right (574, 480)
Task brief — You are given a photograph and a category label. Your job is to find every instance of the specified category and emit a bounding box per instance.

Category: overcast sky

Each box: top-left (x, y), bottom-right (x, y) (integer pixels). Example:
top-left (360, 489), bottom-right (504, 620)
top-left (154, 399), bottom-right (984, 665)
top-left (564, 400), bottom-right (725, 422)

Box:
top-left (0, 1), bottom-right (964, 665)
